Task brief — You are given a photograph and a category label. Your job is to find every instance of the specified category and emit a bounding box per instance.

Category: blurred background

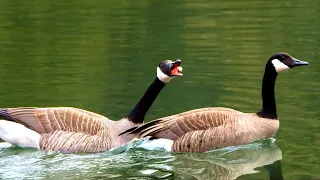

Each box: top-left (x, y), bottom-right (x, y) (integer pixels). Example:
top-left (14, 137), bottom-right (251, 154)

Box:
top-left (0, 0), bottom-right (319, 179)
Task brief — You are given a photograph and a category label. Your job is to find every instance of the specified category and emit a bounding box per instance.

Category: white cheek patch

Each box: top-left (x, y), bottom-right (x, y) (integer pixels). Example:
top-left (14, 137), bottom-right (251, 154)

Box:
top-left (271, 59), bottom-right (290, 73)
top-left (157, 67), bottom-right (173, 83)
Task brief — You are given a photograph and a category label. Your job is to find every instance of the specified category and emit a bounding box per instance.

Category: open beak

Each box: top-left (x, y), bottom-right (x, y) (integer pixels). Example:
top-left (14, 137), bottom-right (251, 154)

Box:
top-left (169, 59), bottom-right (183, 76)
top-left (291, 58), bottom-right (309, 67)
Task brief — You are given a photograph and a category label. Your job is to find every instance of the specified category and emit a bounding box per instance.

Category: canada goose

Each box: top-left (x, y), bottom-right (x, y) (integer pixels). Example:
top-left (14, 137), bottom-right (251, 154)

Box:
top-left (121, 52), bottom-right (308, 152)
top-left (0, 59), bottom-right (183, 153)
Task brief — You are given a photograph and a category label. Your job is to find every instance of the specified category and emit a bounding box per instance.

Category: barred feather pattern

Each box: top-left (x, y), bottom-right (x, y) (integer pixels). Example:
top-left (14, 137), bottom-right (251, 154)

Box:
top-left (171, 113), bottom-right (279, 152)
top-left (129, 107), bottom-right (279, 152)
top-left (3, 107), bottom-right (121, 153)
top-left (133, 108), bottom-right (240, 139)
top-left (7, 107), bottom-right (108, 134)
top-left (40, 128), bottom-right (112, 153)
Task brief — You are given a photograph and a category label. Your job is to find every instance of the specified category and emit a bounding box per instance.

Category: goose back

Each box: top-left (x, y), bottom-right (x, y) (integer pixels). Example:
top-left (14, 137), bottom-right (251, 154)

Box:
top-left (171, 114), bottom-right (279, 152)
top-left (5, 107), bottom-right (108, 134)
top-left (38, 118), bottom-right (138, 153)
top-left (40, 127), bottom-right (111, 153)
top-left (128, 107), bottom-right (242, 139)
top-left (0, 107), bottom-right (135, 153)
top-left (124, 107), bottom-right (279, 152)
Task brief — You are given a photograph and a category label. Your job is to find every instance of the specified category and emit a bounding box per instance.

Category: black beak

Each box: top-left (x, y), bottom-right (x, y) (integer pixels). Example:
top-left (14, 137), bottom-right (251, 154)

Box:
top-left (168, 59), bottom-right (181, 70)
top-left (172, 59), bottom-right (181, 67)
top-left (291, 58), bottom-right (309, 67)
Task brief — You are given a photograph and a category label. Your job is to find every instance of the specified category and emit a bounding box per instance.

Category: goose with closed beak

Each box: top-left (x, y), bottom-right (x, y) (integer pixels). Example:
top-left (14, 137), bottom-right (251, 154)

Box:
top-left (0, 59), bottom-right (183, 153)
top-left (121, 53), bottom-right (308, 152)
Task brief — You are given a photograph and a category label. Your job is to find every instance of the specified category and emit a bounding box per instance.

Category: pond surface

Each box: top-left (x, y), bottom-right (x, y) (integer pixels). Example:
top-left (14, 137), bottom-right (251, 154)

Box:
top-left (0, 0), bottom-right (319, 179)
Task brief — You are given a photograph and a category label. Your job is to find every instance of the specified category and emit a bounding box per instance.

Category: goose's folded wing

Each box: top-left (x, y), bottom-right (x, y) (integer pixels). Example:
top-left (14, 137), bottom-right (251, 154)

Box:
top-left (123, 107), bottom-right (242, 140)
top-left (171, 124), bottom-right (247, 152)
top-left (40, 129), bottom-right (111, 153)
top-left (171, 116), bottom-right (278, 152)
top-left (0, 107), bottom-right (108, 134)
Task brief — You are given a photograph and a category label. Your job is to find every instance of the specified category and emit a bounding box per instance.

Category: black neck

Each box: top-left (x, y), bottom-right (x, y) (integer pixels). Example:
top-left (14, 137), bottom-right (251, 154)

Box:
top-left (257, 64), bottom-right (278, 119)
top-left (125, 77), bottom-right (166, 123)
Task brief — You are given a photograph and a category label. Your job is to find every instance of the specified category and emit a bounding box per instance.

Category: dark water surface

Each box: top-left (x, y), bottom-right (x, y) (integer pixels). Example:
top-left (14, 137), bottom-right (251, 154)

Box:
top-left (0, 0), bottom-right (319, 179)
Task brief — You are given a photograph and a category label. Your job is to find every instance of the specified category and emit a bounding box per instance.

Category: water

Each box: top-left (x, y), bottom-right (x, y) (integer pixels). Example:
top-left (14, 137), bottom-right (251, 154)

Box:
top-left (0, 138), bottom-right (281, 180)
top-left (0, 0), bottom-right (319, 179)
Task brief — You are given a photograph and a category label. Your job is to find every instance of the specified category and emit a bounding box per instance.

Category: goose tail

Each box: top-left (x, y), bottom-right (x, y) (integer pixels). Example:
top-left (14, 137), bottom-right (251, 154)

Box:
top-left (118, 126), bottom-right (138, 136)
top-left (118, 119), bottom-right (162, 137)
top-left (0, 108), bottom-right (13, 121)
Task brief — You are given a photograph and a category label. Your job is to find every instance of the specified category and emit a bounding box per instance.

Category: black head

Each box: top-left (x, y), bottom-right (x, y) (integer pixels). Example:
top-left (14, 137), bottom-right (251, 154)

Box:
top-left (268, 52), bottom-right (309, 73)
top-left (158, 59), bottom-right (183, 77)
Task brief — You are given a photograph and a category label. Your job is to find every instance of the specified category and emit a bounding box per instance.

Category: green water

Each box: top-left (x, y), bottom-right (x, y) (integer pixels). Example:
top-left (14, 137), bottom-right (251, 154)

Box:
top-left (0, 0), bottom-right (319, 179)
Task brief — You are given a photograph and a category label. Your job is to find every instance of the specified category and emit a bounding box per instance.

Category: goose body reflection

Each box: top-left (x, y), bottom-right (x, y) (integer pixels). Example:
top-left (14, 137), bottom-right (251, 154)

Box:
top-left (169, 139), bottom-right (283, 180)
top-left (0, 139), bottom-right (283, 180)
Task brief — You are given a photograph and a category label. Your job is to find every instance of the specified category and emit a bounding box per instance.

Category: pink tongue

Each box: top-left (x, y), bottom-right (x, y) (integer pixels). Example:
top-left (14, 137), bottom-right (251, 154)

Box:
top-left (171, 67), bottom-right (179, 75)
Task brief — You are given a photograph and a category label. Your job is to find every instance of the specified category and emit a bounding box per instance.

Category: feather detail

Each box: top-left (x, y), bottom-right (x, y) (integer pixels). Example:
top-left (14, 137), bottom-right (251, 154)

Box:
top-left (40, 128), bottom-right (112, 153)
top-left (0, 107), bottom-right (122, 152)
top-left (6, 107), bottom-right (108, 134)
top-left (122, 107), bottom-right (240, 138)
top-left (122, 107), bottom-right (279, 152)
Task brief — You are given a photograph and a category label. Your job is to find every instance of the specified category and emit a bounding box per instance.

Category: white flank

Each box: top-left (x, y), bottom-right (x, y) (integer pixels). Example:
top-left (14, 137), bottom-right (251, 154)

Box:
top-left (136, 138), bottom-right (173, 152)
top-left (0, 120), bottom-right (40, 149)
top-left (271, 59), bottom-right (290, 73)
top-left (157, 67), bottom-right (173, 83)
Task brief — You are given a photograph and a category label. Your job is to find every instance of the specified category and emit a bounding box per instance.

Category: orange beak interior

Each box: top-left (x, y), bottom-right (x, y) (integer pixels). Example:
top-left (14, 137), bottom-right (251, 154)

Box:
top-left (170, 65), bottom-right (183, 76)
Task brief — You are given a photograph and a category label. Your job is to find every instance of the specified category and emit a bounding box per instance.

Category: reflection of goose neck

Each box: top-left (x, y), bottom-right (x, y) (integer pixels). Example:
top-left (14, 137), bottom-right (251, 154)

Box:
top-left (263, 160), bottom-right (284, 180)
top-left (126, 77), bottom-right (165, 123)
top-left (258, 64), bottom-right (278, 119)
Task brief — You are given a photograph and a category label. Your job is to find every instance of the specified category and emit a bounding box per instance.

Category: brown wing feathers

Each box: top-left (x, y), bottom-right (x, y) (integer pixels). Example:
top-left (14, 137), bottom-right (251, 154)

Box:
top-left (2, 107), bottom-right (107, 135)
top-left (172, 125), bottom-right (237, 152)
top-left (130, 110), bottom-right (278, 152)
top-left (0, 107), bottom-right (113, 153)
top-left (171, 118), bottom-right (260, 152)
top-left (119, 108), bottom-right (252, 152)
top-left (123, 108), bottom-right (241, 138)
top-left (40, 130), bottom-right (111, 153)
top-left (0, 108), bottom-right (46, 133)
